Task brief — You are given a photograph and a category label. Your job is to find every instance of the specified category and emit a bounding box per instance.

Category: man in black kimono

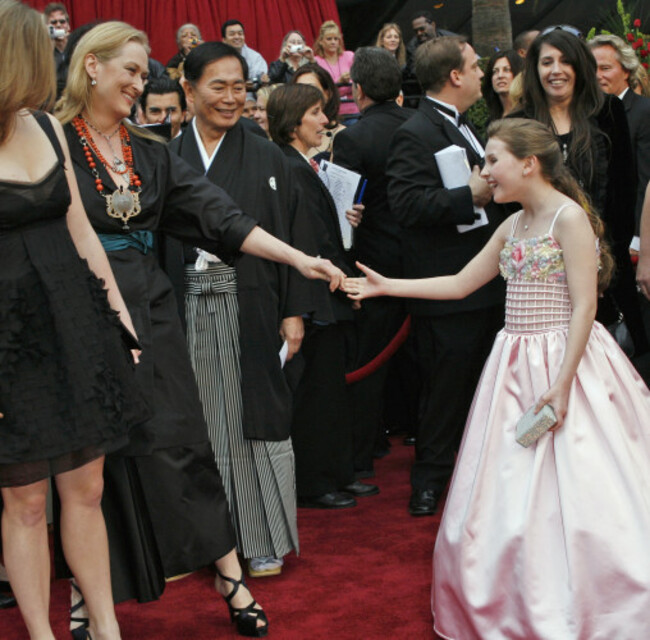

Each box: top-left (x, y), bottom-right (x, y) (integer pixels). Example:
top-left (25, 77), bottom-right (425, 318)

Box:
top-left (164, 42), bottom-right (315, 574)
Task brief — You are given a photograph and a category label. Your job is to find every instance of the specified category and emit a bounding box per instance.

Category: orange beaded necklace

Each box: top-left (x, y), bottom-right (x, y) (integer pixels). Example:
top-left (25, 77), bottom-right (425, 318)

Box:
top-left (72, 116), bottom-right (142, 230)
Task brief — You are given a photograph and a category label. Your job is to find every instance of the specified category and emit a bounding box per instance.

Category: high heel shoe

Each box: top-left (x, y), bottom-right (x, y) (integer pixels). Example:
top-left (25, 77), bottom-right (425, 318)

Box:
top-left (70, 580), bottom-right (89, 640)
top-left (215, 569), bottom-right (268, 638)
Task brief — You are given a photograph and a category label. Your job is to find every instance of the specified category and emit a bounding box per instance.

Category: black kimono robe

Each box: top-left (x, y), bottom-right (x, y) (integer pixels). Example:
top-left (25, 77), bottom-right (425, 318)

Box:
top-left (167, 120), bottom-right (314, 441)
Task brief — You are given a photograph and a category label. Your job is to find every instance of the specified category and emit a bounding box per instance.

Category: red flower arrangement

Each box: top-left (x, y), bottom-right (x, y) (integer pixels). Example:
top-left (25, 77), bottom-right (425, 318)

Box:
top-left (625, 17), bottom-right (649, 68)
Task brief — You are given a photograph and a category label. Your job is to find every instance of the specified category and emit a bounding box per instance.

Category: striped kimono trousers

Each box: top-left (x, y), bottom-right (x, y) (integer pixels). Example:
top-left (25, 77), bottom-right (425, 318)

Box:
top-left (184, 261), bottom-right (298, 560)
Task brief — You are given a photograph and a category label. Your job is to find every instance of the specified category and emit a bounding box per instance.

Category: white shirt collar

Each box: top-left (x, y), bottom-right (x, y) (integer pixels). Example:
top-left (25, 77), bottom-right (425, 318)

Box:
top-left (426, 96), bottom-right (459, 123)
top-left (191, 118), bottom-right (227, 173)
top-left (618, 87), bottom-right (629, 100)
top-left (425, 96), bottom-right (483, 157)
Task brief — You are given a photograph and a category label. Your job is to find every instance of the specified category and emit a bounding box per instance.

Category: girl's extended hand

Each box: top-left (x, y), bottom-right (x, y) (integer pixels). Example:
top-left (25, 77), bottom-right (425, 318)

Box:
top-left (340, 262), bottom-right (386, 300)
top-left (534, 381), bottom-right (571, 431)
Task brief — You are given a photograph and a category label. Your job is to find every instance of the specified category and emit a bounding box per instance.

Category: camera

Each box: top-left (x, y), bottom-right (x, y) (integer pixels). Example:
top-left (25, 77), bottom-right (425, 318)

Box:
top-left (49, 25), bottom-right (66, 39)
top-left (247, 76), bottom-right (263, 92)
top-left (289, 44), bottom-right (304, 53)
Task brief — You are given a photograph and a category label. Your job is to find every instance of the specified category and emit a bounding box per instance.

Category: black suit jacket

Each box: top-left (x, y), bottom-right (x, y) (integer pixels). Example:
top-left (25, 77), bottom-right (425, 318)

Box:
top-left (622, 89), bottom-right (650, 232)
top-left (280, 144), bottom-right (354, 322)
top-left (332, 101), bottom-right (414, 277)
top-left (387, 97), bottom-right (507, 316)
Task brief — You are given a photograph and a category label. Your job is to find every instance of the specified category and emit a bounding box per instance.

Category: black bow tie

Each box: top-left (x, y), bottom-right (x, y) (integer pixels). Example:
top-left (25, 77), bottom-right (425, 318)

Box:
top-left (431, 101), bottom-right (468, 127)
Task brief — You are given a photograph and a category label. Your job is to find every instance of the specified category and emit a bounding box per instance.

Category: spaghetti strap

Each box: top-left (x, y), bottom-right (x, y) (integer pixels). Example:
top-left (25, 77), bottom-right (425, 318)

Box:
top-left (511, 211), bottom-right (523, 236)
top-left (548, 204), bottom-right (571, 237)
top-left (33, 111), bottom-right (66, 166)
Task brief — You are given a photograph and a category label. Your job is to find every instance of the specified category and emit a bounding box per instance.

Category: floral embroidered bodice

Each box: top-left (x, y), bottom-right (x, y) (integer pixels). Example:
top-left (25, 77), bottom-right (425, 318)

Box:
top-left (499, 234), bottom-right (567, 284)
top-left (498, 208), bottom-right (572, 333)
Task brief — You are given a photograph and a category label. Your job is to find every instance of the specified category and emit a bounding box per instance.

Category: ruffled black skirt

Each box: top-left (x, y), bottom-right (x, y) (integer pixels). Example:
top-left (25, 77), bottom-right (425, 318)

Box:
top-left (0, 219), bottom-right (147, 486)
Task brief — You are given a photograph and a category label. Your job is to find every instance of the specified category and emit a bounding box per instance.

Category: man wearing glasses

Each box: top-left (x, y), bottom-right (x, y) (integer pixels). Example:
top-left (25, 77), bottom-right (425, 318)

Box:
top-left (403, 11), bottom-right (455, 107)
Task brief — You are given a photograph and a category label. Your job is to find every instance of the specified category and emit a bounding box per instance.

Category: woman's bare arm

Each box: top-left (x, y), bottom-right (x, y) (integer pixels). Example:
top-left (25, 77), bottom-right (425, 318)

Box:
top-left (534, 205), bottom-right (598, 428)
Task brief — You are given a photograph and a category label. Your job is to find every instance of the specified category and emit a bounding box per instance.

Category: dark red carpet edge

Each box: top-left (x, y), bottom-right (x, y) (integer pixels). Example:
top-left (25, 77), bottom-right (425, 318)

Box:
top-left (2, 439), bottom-right (445, 639)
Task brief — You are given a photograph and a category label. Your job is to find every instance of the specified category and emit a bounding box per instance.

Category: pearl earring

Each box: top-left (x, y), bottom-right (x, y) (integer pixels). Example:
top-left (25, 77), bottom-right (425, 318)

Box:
top-left (91, 79), bottom-right (97, 86)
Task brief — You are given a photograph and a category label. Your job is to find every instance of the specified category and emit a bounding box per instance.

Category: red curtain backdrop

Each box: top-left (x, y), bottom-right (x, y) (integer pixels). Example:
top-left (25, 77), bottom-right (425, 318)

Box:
top-left (29, 0), bottom-right (341, 67)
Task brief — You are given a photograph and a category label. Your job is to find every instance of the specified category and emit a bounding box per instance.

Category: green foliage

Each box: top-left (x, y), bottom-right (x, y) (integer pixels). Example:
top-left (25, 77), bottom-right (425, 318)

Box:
top-left (618, 0), bottom-right (632, 33)
top-left (468, 98), bottom-right (489, 138)
top-left (468, 55), bottom-right (490, 138)
top-left (588, 0), bottom-right (649, 70)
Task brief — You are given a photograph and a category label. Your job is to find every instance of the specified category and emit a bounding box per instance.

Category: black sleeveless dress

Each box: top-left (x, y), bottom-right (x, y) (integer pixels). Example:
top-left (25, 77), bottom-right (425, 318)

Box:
top-left (0, 114), bottom-right (142, 487)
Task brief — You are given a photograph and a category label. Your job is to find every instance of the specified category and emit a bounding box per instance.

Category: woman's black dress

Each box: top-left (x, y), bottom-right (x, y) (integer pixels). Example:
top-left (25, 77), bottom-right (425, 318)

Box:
top-left (56, 122), bottom-right (258, 603)
top-left (0, 114), bottom-right (141, 488)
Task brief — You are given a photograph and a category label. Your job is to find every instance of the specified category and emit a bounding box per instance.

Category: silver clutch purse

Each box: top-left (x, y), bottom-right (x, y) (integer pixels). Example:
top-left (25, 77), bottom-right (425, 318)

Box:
top-left (516, 404), bottom-right (557, 447)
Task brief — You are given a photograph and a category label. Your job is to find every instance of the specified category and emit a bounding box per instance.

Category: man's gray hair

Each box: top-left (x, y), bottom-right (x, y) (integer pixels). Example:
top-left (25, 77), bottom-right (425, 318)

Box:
top-left (588, 33), bottom-right (642, 90)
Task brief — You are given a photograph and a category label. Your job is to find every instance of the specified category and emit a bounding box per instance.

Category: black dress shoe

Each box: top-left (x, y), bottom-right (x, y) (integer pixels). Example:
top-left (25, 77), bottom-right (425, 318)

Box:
top-left (297, 492), bottom-right (357, 509)
top-left (403, 436), bottom-right (416, 446)
top-left (0, 581), bottom-right (16, 609)
top-left (408, 489), bottom-right (439, 516)
top-left (342, 480), bottom-right (380, 497)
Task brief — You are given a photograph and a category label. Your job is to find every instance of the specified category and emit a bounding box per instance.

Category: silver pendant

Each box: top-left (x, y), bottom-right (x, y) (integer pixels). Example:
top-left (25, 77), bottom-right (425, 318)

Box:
top-left (105, 186), bottom-right (141, 230)
top-left (112, 158), bottom-right (127, 173)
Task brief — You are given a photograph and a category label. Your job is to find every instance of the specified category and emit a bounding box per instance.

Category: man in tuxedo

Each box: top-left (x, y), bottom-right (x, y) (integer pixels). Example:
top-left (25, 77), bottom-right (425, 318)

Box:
top-left (590, 34), bottom-right (650, 377)
top-left (387, 36), bottom-right (507, 516)
top-left (590, 34), bottom-right (650, 236)
top-left (332, 47), bottom-right (417, 481)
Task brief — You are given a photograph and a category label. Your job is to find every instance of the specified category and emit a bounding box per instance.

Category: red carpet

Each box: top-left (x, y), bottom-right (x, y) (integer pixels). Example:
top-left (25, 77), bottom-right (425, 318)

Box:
top-left (2, 439), bottom-right (443, 639)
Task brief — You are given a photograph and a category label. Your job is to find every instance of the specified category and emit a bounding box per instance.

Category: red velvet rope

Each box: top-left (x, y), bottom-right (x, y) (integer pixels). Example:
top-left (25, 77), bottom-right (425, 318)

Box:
top-left (345, 315), bottom-right (411, 384)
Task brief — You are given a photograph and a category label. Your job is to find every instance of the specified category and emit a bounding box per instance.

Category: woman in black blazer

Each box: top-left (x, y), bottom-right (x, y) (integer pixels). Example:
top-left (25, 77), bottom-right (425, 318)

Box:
top-left (267, 84), bottom-right (376, 508)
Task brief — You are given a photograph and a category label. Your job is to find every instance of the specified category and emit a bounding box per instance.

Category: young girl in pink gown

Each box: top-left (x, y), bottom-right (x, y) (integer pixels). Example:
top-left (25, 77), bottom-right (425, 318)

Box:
top-left (343, 118), bottom-right (650, 639)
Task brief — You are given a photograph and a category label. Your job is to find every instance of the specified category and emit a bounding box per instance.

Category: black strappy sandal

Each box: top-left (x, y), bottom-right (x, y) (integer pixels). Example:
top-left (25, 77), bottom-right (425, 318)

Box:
top-left (216, 569), bottom-right (269, 638)
top-left (70, 580), bottom-right (90, 640)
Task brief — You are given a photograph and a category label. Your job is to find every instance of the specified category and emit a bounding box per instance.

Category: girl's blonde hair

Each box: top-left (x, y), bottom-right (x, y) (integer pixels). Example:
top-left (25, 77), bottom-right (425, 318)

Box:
top-left (0, 0), bottom-right (56, 143)
top-left (487, 118), bottom-right (614, 291)
top-left (313, 20), bottom-right (343, 58)
top-left (375, 23), bottom-right (406, 67)
top-left (55, 21), bottom-right (149, 126)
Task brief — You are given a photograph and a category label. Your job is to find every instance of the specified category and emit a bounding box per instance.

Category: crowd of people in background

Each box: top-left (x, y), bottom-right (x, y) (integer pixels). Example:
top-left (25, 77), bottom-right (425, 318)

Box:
top-left (2, 1), bottom-right (650, 638)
